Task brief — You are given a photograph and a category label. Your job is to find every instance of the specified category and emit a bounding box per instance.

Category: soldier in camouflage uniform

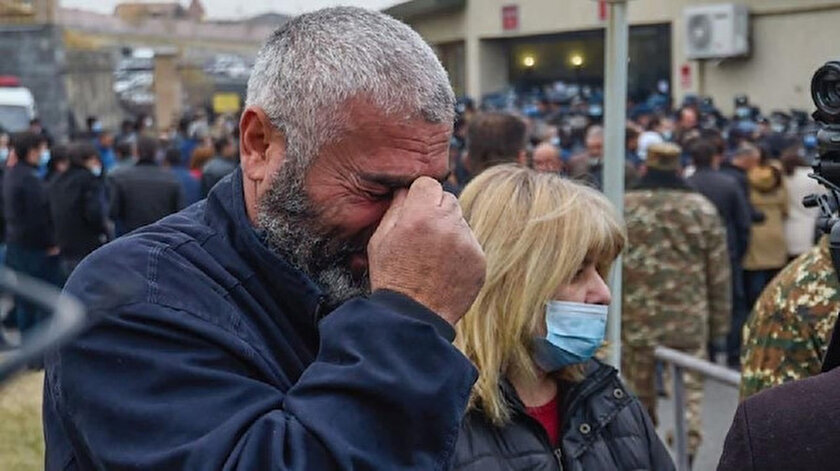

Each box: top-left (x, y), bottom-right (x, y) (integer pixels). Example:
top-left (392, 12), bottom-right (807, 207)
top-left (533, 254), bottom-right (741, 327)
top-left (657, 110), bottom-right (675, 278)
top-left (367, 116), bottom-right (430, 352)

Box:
top-left (740, 237), bottom-right (840, 399)
top-left (622, 143), bottom-right (732, 458)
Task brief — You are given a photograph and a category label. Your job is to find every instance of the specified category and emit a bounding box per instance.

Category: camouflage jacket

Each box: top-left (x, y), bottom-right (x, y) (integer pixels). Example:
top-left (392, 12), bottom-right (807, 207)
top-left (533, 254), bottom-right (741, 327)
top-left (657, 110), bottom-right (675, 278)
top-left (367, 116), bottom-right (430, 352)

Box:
top-left (740, 237), bottom-right (840, 399)
top-left (623, 188), bottom-right (732, 349)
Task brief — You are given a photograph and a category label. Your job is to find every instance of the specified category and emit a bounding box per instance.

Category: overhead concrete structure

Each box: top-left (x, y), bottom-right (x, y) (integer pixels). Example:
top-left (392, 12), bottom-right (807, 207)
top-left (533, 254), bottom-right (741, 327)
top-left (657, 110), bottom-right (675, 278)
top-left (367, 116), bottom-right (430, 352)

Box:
top-left (57, 7), bottom-right (273, 58)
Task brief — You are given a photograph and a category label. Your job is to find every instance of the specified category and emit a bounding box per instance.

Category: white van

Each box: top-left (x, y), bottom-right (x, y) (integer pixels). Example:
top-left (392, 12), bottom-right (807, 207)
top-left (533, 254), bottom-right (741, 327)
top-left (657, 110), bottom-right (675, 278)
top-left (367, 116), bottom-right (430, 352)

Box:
top-left (0, 77), bottom-right (36, 133)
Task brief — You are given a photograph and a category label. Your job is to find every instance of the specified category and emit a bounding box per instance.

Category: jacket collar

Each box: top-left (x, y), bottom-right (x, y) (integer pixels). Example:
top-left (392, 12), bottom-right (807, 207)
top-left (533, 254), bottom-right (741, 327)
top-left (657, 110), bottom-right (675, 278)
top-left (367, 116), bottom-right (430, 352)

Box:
top-left (487, 361), bottom-right (627, 461)
top-left (691, 167), bottom-right (715, 175)
top-left (721, 161), bottom-right (746, 175)
top-left (634, 169), bottom-right (693, 191)
top-left (500, 360), bottom-right (616, 417)
top-left (203, 168), bottom-right (326, 325)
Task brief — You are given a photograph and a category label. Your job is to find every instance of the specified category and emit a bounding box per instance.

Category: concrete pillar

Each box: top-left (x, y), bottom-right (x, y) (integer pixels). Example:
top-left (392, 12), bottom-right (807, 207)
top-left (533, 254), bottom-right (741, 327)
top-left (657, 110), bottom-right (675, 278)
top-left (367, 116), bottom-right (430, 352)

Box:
top-left (35, 0), bottom-right (58, 24)
top-left (479, 40), bottom-right (509, 97)
top-left (153, 49), bottom-right (182, 132)
top-left (465, 36), bottom-right (482, 100)
top-left (466, 38), bottom-right (510, 101)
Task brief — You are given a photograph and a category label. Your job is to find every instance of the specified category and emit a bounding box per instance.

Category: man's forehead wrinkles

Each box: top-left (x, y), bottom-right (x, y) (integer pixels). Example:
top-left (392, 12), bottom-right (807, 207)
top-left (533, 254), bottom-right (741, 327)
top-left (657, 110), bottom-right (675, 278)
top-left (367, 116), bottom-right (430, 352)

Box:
top-left (375, 134), bottom-right (452, 161)
top-left (376, 122), bottom-right (450, 141)
top-left (384, 136), bottom-right (430, 153)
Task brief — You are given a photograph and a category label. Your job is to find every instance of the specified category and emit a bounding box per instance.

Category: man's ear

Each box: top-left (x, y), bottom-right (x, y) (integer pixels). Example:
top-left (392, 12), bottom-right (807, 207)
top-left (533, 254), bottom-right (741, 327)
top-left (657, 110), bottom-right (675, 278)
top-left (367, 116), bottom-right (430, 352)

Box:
top-left (239, 106), bottom-right (285, 185)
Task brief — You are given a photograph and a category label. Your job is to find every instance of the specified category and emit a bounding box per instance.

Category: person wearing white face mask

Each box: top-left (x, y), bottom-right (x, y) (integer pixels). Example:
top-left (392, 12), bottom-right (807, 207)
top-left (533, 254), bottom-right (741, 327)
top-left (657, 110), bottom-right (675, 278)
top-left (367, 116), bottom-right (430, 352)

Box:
top-left (47, 142), bottom-right (109, 276)
top-left (451, 165), bottom-right (673, 471)
top-left (4, 132), bottom-right (61, 340)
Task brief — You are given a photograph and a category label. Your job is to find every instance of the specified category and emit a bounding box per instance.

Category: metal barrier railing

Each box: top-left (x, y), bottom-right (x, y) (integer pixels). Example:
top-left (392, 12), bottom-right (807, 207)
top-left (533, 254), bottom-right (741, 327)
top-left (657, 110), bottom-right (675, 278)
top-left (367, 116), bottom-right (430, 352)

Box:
top-left (654, 346), bottom-right (741, 471)
top-left (0, 269), bottom-right (86, 384)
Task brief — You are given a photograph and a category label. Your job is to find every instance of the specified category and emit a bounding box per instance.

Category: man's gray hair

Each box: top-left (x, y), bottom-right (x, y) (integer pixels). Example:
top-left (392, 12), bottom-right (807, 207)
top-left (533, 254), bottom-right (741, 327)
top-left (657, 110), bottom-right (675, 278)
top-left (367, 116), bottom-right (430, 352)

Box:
top-left (246, 7), bottom-right (455, 167)
top-left (733, 141), bottom-right (760, 158)
top-left (586, 125), bottom-right (604, 143)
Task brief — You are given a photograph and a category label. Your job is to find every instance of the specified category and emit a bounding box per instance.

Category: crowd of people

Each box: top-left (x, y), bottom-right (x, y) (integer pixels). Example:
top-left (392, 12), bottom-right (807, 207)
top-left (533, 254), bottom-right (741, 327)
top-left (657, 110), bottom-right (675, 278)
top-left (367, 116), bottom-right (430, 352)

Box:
top-left (441, 71), bottom-right (826, 466)
top-left (0, 111), bottom-right (241, 342)
top-left (0, 6), bottom-right (836, 471)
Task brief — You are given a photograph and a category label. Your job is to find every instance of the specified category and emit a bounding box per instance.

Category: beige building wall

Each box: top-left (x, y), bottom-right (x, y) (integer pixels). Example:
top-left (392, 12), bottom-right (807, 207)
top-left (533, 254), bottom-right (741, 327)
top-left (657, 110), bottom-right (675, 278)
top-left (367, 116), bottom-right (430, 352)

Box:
top-left (398, 0), bottom-right (840, 112)
top-left (464, 0), bottom-right (672, 38)
top-left (410, 8), bottom-right (466, 43)
top-left (701, 7), bottom-right (840, 114)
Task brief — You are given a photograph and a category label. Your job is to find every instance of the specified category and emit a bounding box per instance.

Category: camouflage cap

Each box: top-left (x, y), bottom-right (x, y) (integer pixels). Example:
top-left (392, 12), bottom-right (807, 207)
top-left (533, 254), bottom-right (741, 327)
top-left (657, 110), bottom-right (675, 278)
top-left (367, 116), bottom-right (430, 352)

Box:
top-left (646, 142), bottom-right (682, 171)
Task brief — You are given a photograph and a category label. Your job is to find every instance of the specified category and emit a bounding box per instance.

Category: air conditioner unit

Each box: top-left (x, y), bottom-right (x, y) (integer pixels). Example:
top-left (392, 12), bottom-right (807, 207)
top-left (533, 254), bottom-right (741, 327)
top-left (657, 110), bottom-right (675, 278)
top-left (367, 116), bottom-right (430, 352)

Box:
top-left (684, 4), bottom-right (749, 60)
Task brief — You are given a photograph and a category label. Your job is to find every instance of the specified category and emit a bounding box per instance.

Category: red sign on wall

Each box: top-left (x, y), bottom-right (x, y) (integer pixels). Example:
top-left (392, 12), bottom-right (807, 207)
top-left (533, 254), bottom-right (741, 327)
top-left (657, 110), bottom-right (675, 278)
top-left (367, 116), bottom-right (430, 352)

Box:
top-left (681, 64), bottom-right (692, 89)
top-left (598, 0), bottom-right (608, 21)
top-left (502, 5), bottom-right (519, 31)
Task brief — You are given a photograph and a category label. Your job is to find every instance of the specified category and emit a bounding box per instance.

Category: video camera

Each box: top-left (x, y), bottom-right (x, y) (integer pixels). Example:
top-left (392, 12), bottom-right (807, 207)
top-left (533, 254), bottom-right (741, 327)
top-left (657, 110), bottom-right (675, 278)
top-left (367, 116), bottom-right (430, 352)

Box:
top-left (805, 60), bottom-right (840, 372)
top-left (804, 62), bottom-right (840, 249)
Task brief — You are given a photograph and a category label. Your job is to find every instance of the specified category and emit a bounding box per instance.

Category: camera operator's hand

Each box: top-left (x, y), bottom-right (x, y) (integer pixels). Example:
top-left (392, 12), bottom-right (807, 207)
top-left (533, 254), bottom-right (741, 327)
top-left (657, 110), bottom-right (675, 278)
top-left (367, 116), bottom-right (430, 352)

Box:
top-left (368, 177), bottom-right (486, 326)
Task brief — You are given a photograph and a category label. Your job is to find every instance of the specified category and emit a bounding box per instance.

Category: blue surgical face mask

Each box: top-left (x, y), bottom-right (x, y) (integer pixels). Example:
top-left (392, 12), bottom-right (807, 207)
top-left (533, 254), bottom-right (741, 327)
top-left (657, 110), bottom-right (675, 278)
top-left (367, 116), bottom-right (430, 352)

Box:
top-left (532, 300), bottom-right (608, 371)
top-left (0, 148), bottom-right (8, 163)
top-left (39, 149), bottom-right (51, 167)
top-left (90, 165), bottom-right (102, 177)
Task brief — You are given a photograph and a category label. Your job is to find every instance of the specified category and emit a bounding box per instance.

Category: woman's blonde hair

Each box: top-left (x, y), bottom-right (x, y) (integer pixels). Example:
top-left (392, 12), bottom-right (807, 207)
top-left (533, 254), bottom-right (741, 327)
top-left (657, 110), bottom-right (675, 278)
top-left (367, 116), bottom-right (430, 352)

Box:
top-left (456, 164), bottom-right (626, 425)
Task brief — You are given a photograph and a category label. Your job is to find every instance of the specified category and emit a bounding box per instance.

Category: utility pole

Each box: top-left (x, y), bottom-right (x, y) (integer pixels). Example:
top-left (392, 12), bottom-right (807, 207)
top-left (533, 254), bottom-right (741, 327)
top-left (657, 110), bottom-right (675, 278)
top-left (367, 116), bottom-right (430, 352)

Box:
top-left (601, 0), bottom-right (631, 371)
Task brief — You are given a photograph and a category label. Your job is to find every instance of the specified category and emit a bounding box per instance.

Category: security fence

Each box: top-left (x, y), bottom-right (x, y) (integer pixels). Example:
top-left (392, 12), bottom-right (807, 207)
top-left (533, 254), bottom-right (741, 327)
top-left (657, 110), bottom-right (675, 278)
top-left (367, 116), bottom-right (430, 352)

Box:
top-left (654, 346), bottom-right (741, 471)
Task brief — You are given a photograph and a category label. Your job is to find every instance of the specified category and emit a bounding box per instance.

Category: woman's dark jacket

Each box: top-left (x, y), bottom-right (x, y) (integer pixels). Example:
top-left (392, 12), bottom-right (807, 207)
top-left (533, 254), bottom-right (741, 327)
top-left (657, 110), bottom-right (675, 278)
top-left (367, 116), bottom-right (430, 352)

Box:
top-left (452, 360), bottom-right (675, 471)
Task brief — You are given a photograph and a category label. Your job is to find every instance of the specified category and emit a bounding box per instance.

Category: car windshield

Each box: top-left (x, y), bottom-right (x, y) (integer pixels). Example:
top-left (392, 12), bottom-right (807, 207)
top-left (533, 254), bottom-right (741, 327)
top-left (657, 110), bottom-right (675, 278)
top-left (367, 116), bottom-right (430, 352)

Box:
top-left (0, 105), bottom-right (30, 132)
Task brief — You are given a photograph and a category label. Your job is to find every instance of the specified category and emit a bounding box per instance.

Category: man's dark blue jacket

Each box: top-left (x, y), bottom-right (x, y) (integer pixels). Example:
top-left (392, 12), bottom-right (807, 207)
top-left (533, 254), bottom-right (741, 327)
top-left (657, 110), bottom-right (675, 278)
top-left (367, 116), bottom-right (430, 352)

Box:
top-left (687, 168), bottom-right (752, 262)
top-left (43, 168), bottom-right (477, 470)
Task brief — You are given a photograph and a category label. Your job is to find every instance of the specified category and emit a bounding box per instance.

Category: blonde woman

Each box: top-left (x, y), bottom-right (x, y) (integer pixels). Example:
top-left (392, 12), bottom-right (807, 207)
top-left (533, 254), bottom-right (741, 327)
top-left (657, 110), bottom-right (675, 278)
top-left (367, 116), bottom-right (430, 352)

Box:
top-left (452, 165), bottom-right (673, 471)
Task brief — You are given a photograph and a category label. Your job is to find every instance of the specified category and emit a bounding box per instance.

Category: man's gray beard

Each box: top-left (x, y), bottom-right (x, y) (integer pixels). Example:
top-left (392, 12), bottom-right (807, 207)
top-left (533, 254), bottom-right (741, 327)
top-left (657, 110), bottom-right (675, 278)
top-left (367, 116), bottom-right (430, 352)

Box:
top-left (256, 160), bottom-right (370, 309)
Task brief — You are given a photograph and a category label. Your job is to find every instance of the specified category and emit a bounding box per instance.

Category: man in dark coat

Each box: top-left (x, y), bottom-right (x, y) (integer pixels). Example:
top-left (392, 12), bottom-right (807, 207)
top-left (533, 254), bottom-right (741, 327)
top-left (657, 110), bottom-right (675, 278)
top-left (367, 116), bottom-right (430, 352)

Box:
top-left (718, 367), bottom-right (840, 470)
top-left (43, 8), bottom-right (486, 471)
top-left (3, 132), bottom-right (61, 337)
top-left (109, 135), bottom-right (184, 234)
top-left (48, 142), bottom-right (109, 275)
top-left (720, 142), bottom-right (764, 224)
top-left (162, 146), bottom-right (201, 206)
top-left (687, 139), bottom-right (753, 367)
